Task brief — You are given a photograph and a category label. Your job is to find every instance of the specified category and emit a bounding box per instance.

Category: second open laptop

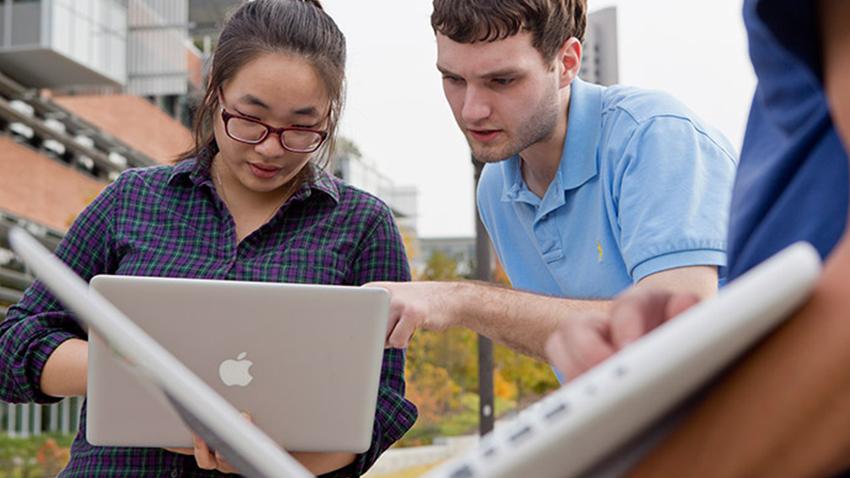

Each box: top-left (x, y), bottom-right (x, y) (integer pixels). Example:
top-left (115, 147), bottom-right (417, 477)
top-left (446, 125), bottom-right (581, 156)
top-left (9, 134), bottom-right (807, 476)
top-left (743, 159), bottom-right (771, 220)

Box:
top-left (87, 274), bottom-right (390, 451)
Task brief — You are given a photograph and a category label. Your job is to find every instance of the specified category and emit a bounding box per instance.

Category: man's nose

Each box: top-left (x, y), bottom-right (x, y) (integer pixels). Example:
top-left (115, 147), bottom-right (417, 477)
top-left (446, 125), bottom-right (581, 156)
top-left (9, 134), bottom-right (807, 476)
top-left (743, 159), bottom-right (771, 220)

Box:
top-left (461, 86), bottom-right (492, 124)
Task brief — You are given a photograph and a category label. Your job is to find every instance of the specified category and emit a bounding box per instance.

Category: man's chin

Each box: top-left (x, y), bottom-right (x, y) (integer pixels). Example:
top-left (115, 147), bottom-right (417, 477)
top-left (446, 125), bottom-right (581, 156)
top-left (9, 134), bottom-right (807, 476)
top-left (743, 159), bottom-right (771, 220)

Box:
top-left (468, 144), bottom-right (516, 163)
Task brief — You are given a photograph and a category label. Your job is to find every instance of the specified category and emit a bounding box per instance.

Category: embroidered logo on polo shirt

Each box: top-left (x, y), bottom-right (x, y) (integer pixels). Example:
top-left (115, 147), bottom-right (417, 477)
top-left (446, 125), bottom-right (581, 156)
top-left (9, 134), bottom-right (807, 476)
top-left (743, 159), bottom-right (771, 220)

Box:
top-left (597, 241), bottom-right (604, 263)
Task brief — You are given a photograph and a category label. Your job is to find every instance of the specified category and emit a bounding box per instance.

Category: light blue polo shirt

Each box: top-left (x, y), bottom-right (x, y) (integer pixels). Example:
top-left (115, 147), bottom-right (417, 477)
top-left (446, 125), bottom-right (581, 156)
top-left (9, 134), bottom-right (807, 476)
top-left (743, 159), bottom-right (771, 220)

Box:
top-left (477, 78), bottom-right (737, 299)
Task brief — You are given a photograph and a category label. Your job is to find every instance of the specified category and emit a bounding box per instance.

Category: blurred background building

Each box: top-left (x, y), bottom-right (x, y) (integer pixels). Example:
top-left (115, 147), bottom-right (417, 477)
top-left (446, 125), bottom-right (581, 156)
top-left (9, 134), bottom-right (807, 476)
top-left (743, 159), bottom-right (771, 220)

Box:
top-left (580, 6), bottom-right (619, 86)
top-left (333, 139), bottom-right (420, 274)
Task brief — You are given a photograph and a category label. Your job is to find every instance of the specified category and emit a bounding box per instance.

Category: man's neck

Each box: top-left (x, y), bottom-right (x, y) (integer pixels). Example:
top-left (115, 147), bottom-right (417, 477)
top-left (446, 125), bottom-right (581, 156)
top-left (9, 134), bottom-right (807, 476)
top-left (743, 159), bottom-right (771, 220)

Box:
top-left (520, 93), bottom-right (570, 198)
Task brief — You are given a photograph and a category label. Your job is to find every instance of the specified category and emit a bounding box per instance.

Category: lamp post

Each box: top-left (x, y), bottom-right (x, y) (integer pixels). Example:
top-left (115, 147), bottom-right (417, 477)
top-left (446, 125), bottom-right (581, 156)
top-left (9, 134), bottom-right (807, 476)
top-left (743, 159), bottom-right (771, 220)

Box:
top-left (472, 156), bottom-right (495, 435)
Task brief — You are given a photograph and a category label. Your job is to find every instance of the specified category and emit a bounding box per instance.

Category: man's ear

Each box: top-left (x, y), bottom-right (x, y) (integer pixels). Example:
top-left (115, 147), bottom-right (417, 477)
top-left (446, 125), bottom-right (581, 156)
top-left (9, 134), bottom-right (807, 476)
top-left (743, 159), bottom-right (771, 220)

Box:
top-left (557, 37), bottom-right (583, 88)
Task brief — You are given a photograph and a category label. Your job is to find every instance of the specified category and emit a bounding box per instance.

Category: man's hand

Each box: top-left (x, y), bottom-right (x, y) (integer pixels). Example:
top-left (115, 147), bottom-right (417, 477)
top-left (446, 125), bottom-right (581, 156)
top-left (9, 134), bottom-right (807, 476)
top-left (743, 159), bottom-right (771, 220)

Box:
top-left (366, 281), bottom-right (459, 348)
top-left (546, 289), bottom-right (700, 380)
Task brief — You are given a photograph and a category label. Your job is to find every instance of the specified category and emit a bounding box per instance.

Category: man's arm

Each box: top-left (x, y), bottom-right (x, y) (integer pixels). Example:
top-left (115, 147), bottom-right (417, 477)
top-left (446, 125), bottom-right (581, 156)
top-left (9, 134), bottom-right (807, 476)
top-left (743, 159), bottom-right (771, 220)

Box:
top-left (615, 1), bottom-right (850, 474)
top-left (372, 265), bottom-right (716, 362)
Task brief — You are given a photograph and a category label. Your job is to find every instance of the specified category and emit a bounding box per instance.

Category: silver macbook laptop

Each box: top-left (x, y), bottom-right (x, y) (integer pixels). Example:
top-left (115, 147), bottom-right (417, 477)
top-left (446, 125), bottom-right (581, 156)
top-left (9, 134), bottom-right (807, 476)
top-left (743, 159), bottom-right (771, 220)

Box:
top-left (86, 274), bottom-right (389, 451)
top-left (425, 242), bottom-right (821, 478)
top-left (9, 228), bottom-right (314, 478)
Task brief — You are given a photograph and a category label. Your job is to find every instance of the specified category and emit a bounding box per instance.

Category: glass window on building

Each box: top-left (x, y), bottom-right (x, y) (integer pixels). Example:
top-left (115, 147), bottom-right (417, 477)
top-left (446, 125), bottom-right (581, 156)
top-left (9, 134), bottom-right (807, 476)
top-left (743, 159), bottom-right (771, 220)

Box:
top-left (8, 0), bottom-right (41, 47)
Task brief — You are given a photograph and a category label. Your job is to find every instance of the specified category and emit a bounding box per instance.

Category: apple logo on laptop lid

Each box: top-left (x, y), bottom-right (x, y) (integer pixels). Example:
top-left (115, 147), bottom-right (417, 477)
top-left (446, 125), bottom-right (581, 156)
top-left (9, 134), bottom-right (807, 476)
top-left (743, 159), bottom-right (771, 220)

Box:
top-left (219, 352), bottom-right (253, 387)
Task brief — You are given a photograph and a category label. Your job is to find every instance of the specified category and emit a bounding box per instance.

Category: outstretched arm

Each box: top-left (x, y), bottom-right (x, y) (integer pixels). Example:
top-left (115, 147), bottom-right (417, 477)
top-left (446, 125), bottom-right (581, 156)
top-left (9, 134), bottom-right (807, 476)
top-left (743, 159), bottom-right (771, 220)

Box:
top-left (374, 265), bottom-right (715, 362)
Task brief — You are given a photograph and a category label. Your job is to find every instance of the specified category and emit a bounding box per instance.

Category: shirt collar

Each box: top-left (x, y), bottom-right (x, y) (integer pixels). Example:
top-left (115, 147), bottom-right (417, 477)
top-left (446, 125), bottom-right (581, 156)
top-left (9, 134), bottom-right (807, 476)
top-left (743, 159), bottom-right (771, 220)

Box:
top-left (559, 77), bottom-right (602, 191)
top-left (309, 168), bottom-right (341, 204)
top-left (501, 77), bottom-right (603, 202)
top-left (168, 144), bottom-right (340, 204)
top-left (167, 144), bottom-right (215, 187)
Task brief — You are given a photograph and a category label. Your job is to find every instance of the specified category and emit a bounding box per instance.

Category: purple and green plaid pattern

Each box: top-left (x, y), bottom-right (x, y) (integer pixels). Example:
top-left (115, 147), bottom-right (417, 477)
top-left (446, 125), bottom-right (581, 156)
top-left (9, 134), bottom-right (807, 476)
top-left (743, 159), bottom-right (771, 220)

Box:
top-left (0, 150), bottom-right (417, 477)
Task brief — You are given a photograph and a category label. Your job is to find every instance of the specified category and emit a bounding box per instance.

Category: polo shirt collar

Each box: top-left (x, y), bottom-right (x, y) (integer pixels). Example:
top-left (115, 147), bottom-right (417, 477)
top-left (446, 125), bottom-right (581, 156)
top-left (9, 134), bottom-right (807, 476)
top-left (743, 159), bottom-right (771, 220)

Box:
top-left (500, 77), bottom-right (602, 202)
top-left (559, 77), bottom-right (602, 191)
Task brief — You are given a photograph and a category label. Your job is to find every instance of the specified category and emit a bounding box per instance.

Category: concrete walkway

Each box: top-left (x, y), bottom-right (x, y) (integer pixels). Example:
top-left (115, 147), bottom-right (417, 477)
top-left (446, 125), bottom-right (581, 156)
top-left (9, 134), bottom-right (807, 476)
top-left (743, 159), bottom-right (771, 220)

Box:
top-left (363, 435), bottom-right (479, 476)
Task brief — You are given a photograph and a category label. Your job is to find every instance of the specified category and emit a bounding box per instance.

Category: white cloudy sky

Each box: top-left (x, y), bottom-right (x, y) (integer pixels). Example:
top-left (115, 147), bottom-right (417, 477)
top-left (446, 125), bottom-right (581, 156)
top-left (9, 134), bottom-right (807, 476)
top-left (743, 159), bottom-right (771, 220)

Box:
top-left (321, 0), bottom-right (756, 238)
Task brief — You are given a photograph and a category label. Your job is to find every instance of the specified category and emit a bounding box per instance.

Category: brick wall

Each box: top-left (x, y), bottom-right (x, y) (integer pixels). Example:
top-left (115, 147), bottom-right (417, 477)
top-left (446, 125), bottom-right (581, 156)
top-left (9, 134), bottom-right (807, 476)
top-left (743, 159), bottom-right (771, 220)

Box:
top-left (53, 95), bottom-right (193, 164)
top-left (0, 137), bottom-right (106, 231)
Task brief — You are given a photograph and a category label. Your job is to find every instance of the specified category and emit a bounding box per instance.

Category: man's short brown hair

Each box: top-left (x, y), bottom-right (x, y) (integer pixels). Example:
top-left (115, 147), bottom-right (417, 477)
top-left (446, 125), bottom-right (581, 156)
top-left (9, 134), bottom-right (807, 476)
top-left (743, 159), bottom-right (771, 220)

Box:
top-left (431, 0), bottom-right (587, 62)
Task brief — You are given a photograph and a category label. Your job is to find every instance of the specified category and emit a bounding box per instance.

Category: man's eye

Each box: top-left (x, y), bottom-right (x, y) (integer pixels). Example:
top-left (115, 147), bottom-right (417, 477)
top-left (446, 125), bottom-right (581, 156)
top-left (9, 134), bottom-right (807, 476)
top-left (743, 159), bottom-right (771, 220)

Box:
top-left (492, 78), bottom-right (514, 86)
top-left (443, 75), bottom-right (464, 84)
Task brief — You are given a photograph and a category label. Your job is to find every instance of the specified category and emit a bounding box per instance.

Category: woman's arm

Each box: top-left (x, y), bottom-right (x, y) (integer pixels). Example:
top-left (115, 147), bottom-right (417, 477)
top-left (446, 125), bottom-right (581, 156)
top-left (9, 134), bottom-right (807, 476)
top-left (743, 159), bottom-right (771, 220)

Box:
top-left (39, 338), bottom-right (88, 397)
top-left (0, 177), bottom-right (121, 403)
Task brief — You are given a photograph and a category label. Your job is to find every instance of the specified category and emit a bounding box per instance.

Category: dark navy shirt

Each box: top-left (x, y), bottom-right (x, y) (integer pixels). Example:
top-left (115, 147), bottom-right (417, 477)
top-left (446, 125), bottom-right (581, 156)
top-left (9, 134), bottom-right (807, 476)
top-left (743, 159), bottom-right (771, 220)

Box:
top-left (728, 0), bottom-right (849, 281)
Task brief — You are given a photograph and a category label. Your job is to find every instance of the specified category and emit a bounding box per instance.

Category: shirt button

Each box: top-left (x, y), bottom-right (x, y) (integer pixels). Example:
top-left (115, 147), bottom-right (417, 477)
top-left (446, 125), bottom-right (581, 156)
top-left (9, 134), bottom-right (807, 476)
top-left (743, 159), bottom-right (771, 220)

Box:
top-left (170, 470), bottom-right (180, 478)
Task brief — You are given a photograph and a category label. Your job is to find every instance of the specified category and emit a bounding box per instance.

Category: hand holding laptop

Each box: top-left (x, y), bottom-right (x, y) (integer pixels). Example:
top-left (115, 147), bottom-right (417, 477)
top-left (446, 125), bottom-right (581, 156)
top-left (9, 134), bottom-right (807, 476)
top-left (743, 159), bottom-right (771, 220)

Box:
top-left (166, 412), bottom-right (254, 474)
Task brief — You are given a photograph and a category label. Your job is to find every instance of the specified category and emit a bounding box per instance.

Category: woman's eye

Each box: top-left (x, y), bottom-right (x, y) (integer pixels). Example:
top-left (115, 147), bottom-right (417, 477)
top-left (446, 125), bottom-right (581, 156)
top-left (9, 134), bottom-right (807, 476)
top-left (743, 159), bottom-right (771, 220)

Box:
top-left (235, 109), bottom-right (263, 121)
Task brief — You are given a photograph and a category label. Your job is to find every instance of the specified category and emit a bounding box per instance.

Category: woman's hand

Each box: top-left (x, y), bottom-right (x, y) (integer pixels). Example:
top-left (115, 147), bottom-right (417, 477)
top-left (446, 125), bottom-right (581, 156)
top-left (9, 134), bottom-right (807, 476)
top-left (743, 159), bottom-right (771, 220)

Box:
top-left (166, 434), bottom-right (239, 474)
top-left (165, 412), bottom-right (252, 474)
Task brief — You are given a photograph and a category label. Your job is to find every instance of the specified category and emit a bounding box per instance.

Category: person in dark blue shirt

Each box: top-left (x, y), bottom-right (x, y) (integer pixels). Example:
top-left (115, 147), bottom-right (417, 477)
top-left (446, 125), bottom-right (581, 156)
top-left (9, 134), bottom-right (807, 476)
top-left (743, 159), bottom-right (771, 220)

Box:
top-left (727, 0), bottom-right (848, 278)
top-left (548, 0), bottom-right (850, 474)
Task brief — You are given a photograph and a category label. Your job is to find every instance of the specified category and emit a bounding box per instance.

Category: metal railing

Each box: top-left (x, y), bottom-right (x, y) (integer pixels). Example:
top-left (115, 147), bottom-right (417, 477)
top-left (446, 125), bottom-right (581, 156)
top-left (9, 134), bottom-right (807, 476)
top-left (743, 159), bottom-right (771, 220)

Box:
top-left (0, 70), bottom-right (157, 181)
top-left (1, 398), bottom-right (84, 438)
top-left (0, 211), bottom-right (80, 438)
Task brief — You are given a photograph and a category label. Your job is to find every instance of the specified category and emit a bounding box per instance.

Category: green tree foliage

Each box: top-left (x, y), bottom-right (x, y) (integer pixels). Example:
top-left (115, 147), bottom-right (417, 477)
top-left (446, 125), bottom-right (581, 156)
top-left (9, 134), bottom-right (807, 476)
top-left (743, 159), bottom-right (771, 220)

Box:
top-left (421, 250), bottom-right (462, 281)
top-left (0, 434), bottom-right (74, 477)
top-left (404, 363), bottom-right (461, 424)
top-left (495, 344), bottom-right (559, 408)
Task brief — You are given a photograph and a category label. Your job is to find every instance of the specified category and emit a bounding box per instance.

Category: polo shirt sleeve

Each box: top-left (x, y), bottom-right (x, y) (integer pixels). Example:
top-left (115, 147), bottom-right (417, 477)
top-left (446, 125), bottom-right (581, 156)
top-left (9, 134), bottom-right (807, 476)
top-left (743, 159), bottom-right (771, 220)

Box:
top-left (614, 116), bottom-right (737, 282)
top-left (0, 172), bottom-right (125, 404)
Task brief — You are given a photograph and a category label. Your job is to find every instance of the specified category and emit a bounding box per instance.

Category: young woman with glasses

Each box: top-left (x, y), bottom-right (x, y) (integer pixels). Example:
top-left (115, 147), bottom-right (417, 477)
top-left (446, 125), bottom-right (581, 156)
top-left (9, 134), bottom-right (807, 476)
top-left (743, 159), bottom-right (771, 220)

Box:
top-left (0, 1), bottom-right (417, 476)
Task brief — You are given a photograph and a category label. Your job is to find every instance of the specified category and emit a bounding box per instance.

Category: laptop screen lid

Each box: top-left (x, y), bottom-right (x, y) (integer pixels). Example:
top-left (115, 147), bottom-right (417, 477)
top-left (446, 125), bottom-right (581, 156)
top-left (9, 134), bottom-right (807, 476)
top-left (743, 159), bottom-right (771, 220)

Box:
top-left (86, 274), bottom-right (389, 451)
top-left (9, 227), bottom-right (313, 478)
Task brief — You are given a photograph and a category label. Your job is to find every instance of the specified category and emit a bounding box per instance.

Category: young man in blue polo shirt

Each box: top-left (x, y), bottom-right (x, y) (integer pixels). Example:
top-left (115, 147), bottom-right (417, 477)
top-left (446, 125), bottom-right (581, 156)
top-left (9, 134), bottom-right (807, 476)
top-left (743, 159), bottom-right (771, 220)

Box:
top-left (548, 0), bottom-right (850, 474)
top-left (374, 0), bottom-right (737, 362)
